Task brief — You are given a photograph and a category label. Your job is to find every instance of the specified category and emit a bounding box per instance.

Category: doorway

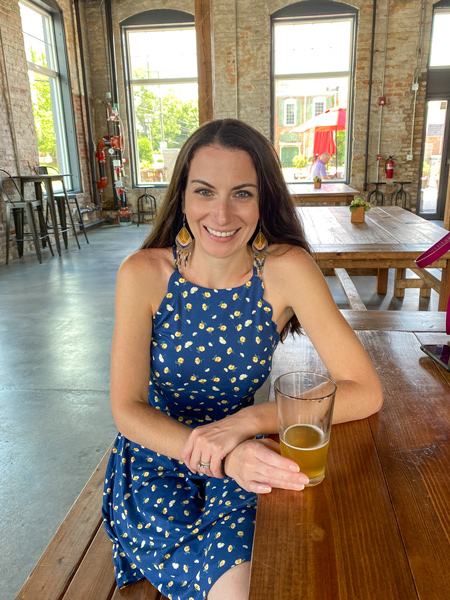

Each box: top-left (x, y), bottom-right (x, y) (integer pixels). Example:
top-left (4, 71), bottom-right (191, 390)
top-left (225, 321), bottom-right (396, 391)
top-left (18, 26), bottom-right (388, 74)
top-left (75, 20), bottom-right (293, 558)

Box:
top-left (418, 99), bottom-right (450, 219)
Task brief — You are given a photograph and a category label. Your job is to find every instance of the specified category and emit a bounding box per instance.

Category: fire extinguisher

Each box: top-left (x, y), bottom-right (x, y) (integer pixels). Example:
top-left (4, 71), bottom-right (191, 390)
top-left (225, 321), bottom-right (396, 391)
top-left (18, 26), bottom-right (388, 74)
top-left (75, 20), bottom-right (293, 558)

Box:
top-left (385, 156), bottom-right (395, 179)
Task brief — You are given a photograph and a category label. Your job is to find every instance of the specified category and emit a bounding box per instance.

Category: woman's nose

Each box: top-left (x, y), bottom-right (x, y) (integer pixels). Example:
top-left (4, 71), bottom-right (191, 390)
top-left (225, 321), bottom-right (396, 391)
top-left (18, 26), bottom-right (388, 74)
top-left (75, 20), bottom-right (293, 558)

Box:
top-left (213, 197), bottom-right (232, 223)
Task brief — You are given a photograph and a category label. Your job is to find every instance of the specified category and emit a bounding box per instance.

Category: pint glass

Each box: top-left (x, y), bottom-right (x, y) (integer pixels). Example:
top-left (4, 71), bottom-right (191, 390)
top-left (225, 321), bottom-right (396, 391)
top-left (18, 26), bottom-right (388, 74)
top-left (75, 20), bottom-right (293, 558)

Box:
top-left (275, 371), bottom-right (336, 487)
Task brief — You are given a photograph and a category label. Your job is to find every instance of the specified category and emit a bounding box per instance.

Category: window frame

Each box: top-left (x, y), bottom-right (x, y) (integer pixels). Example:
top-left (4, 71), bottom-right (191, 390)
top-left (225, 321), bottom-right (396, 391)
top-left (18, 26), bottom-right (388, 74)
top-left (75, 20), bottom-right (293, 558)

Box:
top-left (271, 1), bottom-right (357, 184)
top-left (121, 11), bottom-right (198, 188)
top-left (19, 0), bottom-right (80, 192)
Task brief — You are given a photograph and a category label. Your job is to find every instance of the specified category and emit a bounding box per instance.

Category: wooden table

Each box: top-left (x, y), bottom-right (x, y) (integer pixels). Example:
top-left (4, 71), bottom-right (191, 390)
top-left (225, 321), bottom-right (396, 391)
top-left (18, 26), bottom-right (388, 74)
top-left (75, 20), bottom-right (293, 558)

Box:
top-left (288, 183), bottom-right (360, 206)
top-left (14, 174), bottom-right (80, 256)
top-left (249, 327), bottom-right (450, 600)
top-left (298, 205), bottom-right (450, 311)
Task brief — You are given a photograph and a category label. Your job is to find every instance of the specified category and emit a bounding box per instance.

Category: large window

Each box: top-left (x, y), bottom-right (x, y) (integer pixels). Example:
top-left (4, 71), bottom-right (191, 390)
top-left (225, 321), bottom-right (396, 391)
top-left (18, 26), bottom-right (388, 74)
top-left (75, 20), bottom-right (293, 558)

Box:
top-left (272, 2), bottom-right (356, 183)
top-left (19, 0), bottom-right (79, 191)
top-left (429, 7), bottom-right (450, 68)
top-left (123, 11), bottom-right (199, 186)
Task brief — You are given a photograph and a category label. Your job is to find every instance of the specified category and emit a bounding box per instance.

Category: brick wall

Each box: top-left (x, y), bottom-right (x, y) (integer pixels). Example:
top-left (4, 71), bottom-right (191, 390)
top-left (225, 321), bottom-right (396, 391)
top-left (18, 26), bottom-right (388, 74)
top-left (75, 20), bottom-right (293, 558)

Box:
top-left (0, 0), bottom-right (444, 264)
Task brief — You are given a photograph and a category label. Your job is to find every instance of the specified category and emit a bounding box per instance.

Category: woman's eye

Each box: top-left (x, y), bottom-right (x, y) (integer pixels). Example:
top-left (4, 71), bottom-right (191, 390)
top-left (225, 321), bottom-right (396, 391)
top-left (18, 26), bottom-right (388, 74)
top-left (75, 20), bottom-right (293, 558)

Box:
top-left (197, 188), bottom-right (212, 196)
top-left (236, 190), bottom-right (251, 198)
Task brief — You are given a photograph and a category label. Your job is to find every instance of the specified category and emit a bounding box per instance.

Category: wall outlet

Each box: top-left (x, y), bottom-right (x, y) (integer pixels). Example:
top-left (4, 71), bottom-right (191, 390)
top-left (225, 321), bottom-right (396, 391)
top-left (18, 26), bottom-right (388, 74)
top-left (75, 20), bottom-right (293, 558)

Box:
top-left (411, 82), bottom-right (419, 91)
top-left (406, 154), bottom-right (413, 161)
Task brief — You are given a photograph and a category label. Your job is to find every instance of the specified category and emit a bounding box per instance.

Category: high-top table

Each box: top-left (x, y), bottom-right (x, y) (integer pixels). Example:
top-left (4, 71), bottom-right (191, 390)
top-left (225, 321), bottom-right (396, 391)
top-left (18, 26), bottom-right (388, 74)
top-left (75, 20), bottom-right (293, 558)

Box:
top-left (288, 183), bottom-right (360, 206)
top-left (249, 325), bottom-right (450, 600)
top-left (298, 205), bottom-right (450, 311)
top-left (14, 174), bottom-right (80, 256)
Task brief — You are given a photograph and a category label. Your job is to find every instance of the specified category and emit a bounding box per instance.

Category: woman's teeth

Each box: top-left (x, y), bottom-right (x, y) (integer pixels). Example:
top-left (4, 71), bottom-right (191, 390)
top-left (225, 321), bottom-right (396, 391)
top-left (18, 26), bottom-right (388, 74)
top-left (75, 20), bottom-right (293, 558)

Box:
top-left (206, 227), bottom-right (237, 237)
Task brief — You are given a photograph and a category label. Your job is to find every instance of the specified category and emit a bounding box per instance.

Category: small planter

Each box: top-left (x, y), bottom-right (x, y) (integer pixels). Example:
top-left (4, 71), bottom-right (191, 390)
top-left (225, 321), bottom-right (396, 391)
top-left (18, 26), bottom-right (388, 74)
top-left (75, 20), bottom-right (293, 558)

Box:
top-left (314, 181), bottom-right (322, 189)
top-left (351, 206), bottom-right (365, 223)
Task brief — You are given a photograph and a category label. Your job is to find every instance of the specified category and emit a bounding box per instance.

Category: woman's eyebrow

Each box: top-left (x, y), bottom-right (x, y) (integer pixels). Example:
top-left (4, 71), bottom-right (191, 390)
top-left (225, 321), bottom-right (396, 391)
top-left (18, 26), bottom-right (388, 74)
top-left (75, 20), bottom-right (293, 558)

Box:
top-left (190, 179), bottom-right (257, 191)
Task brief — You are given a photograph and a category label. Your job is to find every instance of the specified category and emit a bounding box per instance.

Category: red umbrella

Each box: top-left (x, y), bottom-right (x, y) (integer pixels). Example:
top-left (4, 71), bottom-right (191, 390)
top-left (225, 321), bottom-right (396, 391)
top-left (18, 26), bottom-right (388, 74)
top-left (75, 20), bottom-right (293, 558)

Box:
top-left (291, 107), bottom-right (347, 134)
top-left (290, 106), bottom-right (346, 166)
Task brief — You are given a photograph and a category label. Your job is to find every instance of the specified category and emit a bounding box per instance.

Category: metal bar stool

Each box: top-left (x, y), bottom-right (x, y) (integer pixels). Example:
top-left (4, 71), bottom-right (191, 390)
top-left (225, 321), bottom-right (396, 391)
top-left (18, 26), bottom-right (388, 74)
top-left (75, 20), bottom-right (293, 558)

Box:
top-left (136, 188), bottom-right (157, 226)
top-left (33, 172), bottom-right (81, 251)
top-left (367, 182), bottom-right (386, 206)
top-left (37, 167), bottom-right (88, 243)
top-left (1, 179), bottom-right (54, 265)
top-left (386, 181), bottom-right (412, 211)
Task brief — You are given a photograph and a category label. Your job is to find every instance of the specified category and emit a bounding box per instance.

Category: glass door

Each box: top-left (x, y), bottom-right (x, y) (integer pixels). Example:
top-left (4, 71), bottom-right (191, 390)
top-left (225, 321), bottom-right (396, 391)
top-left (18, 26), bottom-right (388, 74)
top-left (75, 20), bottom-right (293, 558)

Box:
top-left (418, 100), bottom-right (450, 219)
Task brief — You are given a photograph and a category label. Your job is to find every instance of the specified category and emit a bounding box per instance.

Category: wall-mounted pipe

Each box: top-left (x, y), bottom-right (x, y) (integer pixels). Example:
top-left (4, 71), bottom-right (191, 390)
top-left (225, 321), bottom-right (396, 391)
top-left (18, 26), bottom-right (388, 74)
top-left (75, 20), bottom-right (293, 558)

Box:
top-left (375, 0), bottom-right (390, 183)
top-left (104, 0), bottom-right (119, 106)
top-left (363, 0), bottom-right (378, 192)
top-left (74, 0), bottom-right (99, 209)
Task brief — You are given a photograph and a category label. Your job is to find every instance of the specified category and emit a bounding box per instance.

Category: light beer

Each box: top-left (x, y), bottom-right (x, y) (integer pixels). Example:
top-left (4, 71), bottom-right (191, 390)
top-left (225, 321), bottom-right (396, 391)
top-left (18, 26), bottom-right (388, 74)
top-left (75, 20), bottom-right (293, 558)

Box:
top-left (280, 423), bottom-right (330, 484)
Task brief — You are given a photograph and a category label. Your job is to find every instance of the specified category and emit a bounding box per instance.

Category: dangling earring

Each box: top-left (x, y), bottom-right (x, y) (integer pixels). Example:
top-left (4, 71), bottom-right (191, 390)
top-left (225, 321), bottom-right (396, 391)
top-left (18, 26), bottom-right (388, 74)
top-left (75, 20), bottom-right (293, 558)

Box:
top-left (175, 214), bottom-right (193, 269)
top-left (252, 222), bottom-right (268, 276)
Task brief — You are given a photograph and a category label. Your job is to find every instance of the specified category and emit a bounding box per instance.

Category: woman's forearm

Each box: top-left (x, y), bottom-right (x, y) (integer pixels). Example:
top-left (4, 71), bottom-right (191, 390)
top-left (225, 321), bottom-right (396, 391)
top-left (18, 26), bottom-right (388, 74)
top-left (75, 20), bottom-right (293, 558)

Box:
top-left (112, 400), bottom-right (193, 460)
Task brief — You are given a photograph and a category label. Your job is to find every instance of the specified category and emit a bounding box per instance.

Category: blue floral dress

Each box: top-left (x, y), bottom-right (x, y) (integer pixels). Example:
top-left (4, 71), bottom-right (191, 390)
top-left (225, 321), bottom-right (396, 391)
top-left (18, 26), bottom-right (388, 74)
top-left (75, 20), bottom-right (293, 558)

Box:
top-left (102, 257), bottom-right (280, 600)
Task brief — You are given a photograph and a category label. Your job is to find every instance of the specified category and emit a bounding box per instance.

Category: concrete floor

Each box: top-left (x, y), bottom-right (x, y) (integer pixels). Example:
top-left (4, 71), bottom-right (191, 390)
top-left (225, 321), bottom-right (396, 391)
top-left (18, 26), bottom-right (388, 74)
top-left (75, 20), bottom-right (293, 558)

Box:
top-left (1, 222), bottom-right (441, 599)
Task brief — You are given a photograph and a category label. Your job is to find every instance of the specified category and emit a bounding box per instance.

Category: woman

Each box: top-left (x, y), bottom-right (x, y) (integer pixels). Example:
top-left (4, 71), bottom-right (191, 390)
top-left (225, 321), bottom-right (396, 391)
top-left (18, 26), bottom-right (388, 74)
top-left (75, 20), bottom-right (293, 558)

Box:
top-left (102, 119), bottom-right (382, 600)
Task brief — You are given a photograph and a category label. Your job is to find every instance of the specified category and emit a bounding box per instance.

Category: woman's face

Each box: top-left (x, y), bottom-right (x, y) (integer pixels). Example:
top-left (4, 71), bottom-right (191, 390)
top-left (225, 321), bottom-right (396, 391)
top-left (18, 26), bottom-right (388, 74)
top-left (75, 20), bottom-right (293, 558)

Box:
top-left (183, 144), bottom-right (260, 260)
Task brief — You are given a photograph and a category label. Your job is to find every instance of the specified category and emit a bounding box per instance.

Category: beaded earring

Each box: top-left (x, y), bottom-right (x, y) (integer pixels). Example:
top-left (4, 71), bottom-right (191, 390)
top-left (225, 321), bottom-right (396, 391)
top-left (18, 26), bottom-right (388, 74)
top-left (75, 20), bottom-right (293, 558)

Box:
top-left (175, 214), bottom-right (193, 268)
top-left (252, 223), bottom-right (268, 276)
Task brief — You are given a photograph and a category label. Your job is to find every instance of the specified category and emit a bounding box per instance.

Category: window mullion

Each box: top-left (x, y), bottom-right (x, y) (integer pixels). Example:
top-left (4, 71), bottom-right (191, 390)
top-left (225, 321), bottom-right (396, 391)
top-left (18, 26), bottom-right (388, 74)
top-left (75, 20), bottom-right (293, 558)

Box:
top-left (27, 61), bottom-right (59, 79)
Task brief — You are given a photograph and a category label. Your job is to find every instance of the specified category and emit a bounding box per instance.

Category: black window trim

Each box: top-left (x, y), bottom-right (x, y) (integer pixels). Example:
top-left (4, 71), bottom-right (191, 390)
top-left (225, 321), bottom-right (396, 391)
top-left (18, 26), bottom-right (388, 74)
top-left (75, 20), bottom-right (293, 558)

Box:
top-left (121, 10), bottom-right (196, 189)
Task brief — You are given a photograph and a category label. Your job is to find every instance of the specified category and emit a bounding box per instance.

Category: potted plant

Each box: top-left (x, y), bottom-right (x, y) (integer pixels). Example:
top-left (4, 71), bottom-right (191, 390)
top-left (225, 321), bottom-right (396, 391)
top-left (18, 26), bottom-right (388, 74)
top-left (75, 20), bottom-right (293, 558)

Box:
top-left (349, 197), bottom-right (371, 223)
top-left (314, 176), bottom-right (322, 189)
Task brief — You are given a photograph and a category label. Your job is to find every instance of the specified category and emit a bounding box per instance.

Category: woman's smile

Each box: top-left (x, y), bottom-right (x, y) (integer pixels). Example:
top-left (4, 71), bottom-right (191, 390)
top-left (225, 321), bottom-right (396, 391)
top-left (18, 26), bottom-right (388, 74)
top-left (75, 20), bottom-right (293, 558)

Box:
top-left (205, 226), bottom-right (240, 239)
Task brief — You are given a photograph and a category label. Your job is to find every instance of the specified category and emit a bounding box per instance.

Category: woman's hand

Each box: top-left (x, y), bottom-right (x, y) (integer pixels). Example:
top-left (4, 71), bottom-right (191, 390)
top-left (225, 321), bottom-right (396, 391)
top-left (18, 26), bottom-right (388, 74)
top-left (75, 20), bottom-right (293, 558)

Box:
top-left (224, 438), bottom-right (309, 493)
top-left (180, 414), bottom-right (254, 478)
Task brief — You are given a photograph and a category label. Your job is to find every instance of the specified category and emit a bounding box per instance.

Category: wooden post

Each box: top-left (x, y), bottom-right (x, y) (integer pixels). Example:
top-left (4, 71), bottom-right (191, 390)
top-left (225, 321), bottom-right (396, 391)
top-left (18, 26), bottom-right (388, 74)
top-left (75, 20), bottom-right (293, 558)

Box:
top-left (195, 0), bottom-right (214, 125)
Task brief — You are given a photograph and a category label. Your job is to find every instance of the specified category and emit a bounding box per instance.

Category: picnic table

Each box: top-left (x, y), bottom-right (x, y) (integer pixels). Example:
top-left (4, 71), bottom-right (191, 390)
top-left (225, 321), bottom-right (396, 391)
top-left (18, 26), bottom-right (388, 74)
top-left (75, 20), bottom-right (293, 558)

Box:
top-left (288, 183), bottom-right (360, 206)
top-left (298, 205), bottom-right (450, 310)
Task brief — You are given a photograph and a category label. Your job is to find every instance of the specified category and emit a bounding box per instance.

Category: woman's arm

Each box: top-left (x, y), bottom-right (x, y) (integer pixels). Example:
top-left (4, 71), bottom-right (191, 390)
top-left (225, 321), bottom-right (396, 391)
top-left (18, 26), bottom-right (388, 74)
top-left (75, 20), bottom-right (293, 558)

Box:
top-left (264, 246), bottom-right (383, 423)
top-left (110, 250), bottom-right (193, 460)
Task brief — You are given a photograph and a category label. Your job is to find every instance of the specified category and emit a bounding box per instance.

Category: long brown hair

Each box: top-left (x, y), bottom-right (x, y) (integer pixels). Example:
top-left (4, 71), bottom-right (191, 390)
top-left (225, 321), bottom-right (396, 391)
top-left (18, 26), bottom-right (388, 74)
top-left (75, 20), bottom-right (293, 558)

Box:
top-left (141, 118), bottom-right (310, 339)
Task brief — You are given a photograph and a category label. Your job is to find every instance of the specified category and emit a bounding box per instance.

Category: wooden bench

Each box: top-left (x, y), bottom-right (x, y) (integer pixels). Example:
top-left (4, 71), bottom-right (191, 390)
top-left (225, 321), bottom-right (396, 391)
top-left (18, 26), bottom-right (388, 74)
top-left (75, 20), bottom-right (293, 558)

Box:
top-left (14, 447), bottom-right (163, 600)
top-left (14, 310), bottom-right (446, 600)
top-left (334, 268), bottom-right (367, 310)
top-left (340, 309), bottom-right (446, 331)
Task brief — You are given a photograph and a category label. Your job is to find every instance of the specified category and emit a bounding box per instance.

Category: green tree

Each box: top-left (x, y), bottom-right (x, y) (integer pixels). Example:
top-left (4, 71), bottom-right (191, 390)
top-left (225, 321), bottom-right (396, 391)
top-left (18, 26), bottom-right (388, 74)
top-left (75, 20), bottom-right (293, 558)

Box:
top-left (137, 137), bottom-right (153, 165)
top-left (132, 69), bottom-right (199, 166)
top-left (336, 130), bottom-right (346, 168)
top-left (29, 49), bottom-right (58, 167)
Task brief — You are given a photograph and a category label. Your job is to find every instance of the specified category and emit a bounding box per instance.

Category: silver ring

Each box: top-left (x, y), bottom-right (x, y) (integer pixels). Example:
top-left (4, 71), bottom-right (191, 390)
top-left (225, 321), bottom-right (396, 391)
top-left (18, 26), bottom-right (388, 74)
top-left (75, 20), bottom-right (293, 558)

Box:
top-left (198, 461), bottom-right (210, 469)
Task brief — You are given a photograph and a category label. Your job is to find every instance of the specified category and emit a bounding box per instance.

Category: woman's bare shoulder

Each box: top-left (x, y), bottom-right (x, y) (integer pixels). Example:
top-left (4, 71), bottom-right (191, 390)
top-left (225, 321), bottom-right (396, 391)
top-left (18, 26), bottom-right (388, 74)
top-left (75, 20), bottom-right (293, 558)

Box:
top-left (120, 247), bottom-right (174, 275)
top-left (265, 243), bottom-right (315, 271)
top-left (117, 247), bottom-right (174, 308)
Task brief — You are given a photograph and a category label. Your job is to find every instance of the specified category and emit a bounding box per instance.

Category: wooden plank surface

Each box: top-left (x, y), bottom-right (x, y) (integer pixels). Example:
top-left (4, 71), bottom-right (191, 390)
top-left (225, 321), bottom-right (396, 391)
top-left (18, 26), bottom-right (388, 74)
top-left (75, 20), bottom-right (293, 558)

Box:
top-left (250, 421), bottom-right (418, 600)
top-left (288, 183), bottom-right (359, 196)
top-left (250, 333), bottom-right (419, 600)
top-left (15, 449), bottom-right (112, 600)
top-left (363, 331), bottom-right (450, 600)
top-left (298, 206), bottom-right (450, 257)
top-left (251, 330), bottom-right (450, 600)
top-left (194, 0), bottom-right (214, 124)
top-left (62, 525), bottom-right (116, 600)
top-left (340, 309), bottom-right (446, 332)
top-left (334, 268), bottom-right (367, 310)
